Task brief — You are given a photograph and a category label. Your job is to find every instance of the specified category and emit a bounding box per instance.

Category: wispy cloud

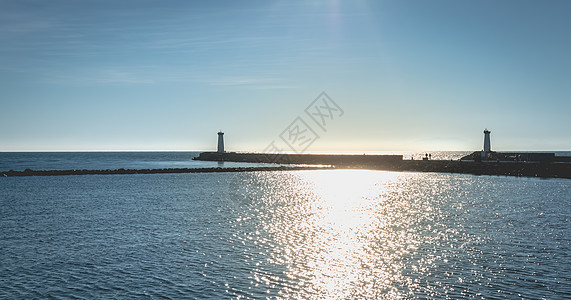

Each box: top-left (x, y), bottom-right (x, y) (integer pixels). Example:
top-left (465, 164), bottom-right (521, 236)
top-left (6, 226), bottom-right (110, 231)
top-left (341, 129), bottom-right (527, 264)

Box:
top-left (199, 76), bottom-right (296, 90)
top-left (202, 76), bottom-right (277, 86)
top-left (40, 69), bottom-right (156, 85)
top-left (0, 1), bottom-right (342, 91)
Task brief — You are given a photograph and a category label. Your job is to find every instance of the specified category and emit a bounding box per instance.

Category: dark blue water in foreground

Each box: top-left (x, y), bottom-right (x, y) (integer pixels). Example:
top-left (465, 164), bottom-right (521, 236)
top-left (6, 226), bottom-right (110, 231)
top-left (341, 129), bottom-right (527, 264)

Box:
top-left (0, 153), bottom-right (570, 299)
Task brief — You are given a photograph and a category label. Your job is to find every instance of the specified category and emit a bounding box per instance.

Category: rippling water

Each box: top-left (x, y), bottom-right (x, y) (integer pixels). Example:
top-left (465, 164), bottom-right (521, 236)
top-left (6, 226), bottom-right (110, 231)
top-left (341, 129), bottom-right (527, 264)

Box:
top-left (1, 171), bottom-right (569, 299)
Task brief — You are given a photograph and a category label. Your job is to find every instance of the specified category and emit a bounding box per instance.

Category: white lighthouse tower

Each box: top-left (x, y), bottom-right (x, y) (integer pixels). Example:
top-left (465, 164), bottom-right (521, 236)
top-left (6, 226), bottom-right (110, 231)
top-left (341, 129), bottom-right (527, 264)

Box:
top-left (217, 131), bottom-right (225, 153)
top-left (483, 129), bottom-right (491, 153)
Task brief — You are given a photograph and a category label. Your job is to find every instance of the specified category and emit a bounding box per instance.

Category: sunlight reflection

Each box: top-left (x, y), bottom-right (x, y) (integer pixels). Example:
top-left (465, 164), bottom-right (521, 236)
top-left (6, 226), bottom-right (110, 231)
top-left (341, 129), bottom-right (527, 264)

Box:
top-left (265, 170), bottom-right (412, 298)
top-left (227, 170), bottom-right (553, 298)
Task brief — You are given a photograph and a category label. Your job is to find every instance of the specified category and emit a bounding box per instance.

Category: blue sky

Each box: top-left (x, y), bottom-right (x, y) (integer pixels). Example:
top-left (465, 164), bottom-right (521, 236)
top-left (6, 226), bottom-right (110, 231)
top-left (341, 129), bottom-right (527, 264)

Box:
top-left (1, 0), bottom-right (570, 151)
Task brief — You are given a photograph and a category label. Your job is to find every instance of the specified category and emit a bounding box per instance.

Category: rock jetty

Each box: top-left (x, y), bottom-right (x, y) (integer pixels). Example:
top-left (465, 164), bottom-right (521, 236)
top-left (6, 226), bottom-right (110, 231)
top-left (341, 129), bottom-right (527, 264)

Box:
top-left (3, 154), bottom-right (569, 179)
top-left (193, 152), bottom-right (403, 166)
top-left (1, 166), bottom-right (333, 177)
top-left (194, 152), bottom-right (571, 179)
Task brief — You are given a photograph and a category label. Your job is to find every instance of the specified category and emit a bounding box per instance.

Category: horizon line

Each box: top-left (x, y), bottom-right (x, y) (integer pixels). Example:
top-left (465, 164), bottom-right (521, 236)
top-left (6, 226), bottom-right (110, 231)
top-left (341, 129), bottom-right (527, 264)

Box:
top-left (1, 149), bottom-right (570, 153)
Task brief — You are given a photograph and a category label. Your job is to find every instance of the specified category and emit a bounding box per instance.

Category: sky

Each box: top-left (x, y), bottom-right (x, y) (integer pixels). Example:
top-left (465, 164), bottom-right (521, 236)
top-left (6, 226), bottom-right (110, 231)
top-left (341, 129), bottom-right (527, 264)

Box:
top-left (1, 0), bottom-right (570, 152)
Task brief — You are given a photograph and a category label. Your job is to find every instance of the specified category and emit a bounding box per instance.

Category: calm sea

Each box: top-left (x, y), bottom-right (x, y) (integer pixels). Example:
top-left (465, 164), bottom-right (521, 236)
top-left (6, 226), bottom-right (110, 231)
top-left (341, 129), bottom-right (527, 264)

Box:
top-left (0, 152), bottom-right (284, 172)
top-left (0, 152), bottom-right (570, 299)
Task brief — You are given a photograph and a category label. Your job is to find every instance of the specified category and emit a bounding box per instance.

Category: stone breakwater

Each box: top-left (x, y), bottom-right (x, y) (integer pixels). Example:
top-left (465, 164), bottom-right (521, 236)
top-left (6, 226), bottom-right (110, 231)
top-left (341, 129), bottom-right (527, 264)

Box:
top-left (395, 160), bottom-right (571, 179)
top-left (3, 154), bottom-right (569, 179)
top-left (194, 152), bottom-right (571, 179)
top-left (193, 152), bottom-right (404, 166)
top-left (1, 166), bottom-right (333, 177)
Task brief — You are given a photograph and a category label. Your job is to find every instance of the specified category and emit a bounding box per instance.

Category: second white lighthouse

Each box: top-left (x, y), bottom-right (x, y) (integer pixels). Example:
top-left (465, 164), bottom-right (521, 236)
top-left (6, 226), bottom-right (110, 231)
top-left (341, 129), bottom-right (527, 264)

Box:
top-left (483, 129), bottom-right (491, 153)
top-left (217, 131), bottom-right (225, 153)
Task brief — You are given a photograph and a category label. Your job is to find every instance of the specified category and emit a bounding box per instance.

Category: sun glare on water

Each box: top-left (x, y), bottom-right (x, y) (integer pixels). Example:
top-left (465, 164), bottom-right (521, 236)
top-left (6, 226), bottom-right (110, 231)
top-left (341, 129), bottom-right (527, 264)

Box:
top-left (297, 171), bottom-right (404, 298)
top-left (239, 170), bottom-right (420, 298)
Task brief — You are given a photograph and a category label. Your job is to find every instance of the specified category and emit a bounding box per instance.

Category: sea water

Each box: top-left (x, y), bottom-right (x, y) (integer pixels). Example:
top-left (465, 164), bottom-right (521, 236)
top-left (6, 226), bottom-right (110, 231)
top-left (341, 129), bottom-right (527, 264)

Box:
top-left (0, 153), bottom-right (570, 299)
top-left (0, 152), bottom-right (283, 172)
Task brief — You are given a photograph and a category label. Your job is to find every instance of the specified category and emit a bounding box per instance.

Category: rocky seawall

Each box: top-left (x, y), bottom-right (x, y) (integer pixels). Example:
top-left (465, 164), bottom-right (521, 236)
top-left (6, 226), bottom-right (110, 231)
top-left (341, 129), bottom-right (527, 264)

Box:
top-left (4, 154), bottom-right (569, 178)
top-left (395, 160), bottom-right (571, 179)
top-left (194, 152), bottom-right (571, 179)
top-left (1, 166), bottom-right (333, 177)
top-left (193, 152), bottom-right (403, 166)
